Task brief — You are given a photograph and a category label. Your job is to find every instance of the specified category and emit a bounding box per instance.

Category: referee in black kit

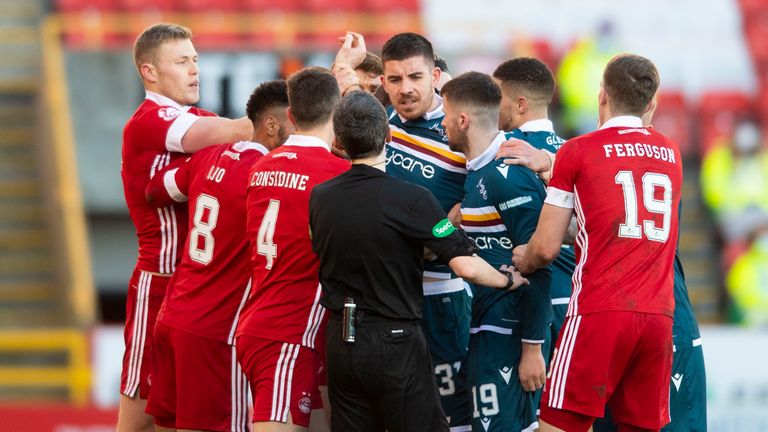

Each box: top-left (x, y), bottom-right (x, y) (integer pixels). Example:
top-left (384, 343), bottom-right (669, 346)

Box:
top-left (309, 91), bottom-right (528, 432)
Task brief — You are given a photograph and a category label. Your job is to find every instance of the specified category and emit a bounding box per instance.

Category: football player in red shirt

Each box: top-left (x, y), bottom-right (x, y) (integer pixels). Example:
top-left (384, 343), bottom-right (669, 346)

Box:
top-left (236, 67), bottom-right (350, 432)
top-left (120, 23), bottom-right (252, 432)
top-left (513, 54), bottom-right (682, 432)
top-left (143, 80), bottom-right (292, 432)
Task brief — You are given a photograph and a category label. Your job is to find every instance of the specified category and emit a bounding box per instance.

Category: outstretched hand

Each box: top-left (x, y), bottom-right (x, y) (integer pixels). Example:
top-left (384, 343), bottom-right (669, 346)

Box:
top-left (499, 264), bottom-right (529, 291)
top-left (495, 138), bottom-right (551, 173)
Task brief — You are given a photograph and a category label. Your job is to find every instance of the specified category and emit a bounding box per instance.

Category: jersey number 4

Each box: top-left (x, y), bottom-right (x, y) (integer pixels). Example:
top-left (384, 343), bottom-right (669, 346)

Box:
top-left (615, 171), bottom-right (672, 242)
top-left (257, 199), bottom-right (280, 269)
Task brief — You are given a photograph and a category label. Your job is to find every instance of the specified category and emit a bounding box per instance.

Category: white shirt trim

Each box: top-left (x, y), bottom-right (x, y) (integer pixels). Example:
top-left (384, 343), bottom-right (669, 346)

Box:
top-left (283, 134), bottom-right (330, 151)
top-left (397, 94), bottom-right (444, 122)
top-left (545, 186), bottom-right (574, 209)
top-left (423, 278), bottom-right (466, 296)
top-left (163, 168), bottom-right (187, 202)
top-left (466, 131), bottom-right (506, 171)
top-left (145, 90), bottom-right (185, 110)
top-left (470, 325), bottom-right (513, 335)
top-left (233, 141), bottom-right (269, 155)
top-left (166, 112), bottom-right (199, 153)
top-left (600, 116), bottom-right (643, 130)
top-left (519, 118), bottom-right (555, 133)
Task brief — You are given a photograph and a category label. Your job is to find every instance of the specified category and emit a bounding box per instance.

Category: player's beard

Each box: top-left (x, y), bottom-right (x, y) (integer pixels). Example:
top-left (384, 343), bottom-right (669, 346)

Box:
top-left (447, 129), bottom-right (468, 154)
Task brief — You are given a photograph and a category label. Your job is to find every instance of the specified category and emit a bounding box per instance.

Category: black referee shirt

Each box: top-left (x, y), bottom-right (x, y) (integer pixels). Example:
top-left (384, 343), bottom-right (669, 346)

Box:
top-left (309, 164), bottom-right (476, 320)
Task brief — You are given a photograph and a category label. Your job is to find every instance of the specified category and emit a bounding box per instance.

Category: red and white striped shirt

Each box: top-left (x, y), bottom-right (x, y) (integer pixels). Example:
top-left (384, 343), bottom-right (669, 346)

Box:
top-left (121, 91), bottom-right (216, 275)
top-left (546, 116), bottom-right (682, 318)
top-left (236, 135), bottom-right (350, 351)
top-left (146, 141), bottom-right (269, 343)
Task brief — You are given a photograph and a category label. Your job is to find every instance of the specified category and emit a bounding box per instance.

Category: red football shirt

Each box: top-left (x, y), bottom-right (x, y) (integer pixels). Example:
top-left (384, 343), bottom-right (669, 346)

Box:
top-left (147, 141), bottom-right (269, 343)
top-left (236, 135), bottom-right (350, 351)
top-left (122, 91), bottom-right (216, 274)
top-left (546, 116), bottom-right (682, 318)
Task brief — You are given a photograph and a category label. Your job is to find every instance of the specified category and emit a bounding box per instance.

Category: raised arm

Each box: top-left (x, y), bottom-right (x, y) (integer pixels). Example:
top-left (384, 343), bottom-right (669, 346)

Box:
top-left (180, 116), bottom-right (253, 153)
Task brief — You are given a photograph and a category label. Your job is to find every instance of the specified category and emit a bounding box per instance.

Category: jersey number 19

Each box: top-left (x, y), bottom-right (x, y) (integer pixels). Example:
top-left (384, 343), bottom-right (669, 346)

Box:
top-left (615, 171), bottom-right (672, 243)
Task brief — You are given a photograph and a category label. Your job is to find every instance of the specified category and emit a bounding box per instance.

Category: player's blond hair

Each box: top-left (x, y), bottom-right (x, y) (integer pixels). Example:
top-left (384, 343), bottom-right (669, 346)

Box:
top-left (133, 23), bottom-right (192, 71)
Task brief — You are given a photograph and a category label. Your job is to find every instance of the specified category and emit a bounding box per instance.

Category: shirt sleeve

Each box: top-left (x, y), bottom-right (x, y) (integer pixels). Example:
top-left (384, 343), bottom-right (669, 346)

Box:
top-left (145, 156), bottom-right (192, 207)
top-left (396, 189), bottom-right (477, 263)
top-left (139, 106), bottom-right (200, 153)
top-left (545, 139), bottom-right (580, 209)
top-left (490, 168), bottom-right (552, 343)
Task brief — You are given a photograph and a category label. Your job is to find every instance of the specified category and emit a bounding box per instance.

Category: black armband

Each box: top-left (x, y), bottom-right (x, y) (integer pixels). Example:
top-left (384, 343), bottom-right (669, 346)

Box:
top-left (435, 230), bottom-right (478, 263)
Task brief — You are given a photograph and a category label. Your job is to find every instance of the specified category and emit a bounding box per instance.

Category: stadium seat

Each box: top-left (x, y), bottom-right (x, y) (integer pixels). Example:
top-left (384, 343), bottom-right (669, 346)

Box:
top-left (738, 0), bottom-right (768, 16)
top-left (56, 0), bottom-right (118, 12)
top-left (120, 0), bottom-right (176, 12)
top-left (183, 0), bottom-right (242, 11)
top-left (696, 91), bottom-right (754, 156)
top-left (182, 0), bottom-right (244, 49)
top-left (363, 0), bottom-right (419, 13)
top-left (242, 0), bottom-right (301, 11)
top-left (745, 15), bottom-right (768, 67)
top-left (653, 91), bottom-right (693, 157)
top-left (301, 0), bottom-right (363, 13)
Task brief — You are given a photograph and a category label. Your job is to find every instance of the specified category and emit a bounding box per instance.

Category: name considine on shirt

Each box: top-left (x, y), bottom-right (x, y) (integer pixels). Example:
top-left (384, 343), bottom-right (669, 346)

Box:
top-left (250, 170), bottom-right (309, 191)
top-left (603, 143), bottom-right (676, 163)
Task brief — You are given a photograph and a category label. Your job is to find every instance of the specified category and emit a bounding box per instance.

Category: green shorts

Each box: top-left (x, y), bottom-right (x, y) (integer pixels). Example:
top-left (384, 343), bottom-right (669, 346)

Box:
top-left (466, 329), bottom-right (539, 432)
top-left (421, 278), bottom-right (473, 429)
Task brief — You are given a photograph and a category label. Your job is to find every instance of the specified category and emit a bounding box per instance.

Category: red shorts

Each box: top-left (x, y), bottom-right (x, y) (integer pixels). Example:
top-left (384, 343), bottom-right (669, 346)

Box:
top-left (146, 322), bottom-right (250, 432)
top-left (540, 311), bottom-right (673, 431)
top-left (120, 268), bottom-right (168, 399)
top-left (236, 336), bottom-right (320, 427)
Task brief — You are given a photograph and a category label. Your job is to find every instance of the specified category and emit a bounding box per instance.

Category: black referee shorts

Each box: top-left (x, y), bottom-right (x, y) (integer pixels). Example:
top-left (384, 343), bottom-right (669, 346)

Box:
top-left (325, 313), bottom-right (449, 432)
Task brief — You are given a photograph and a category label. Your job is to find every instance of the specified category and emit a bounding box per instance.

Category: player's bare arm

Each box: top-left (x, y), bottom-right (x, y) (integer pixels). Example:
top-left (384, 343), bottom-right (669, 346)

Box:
top-left (563, 216), bottom-right (578, 246)
top-left (332, 32), bottom-right (367, 95)
top-left (181, 116), bottom-right (252, 152)
top-left (449, 256), bottom-right (528, 290)
top-left (496, 139), bottom-right (555, 183)
top-left (512, 203), bottom-right (573, 274)
top-left (519, 342), bottom-right (547, 392)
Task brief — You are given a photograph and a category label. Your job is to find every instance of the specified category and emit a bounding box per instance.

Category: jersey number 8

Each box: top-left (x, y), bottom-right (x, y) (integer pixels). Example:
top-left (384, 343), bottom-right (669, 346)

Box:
top-left (189, 194), bottom-right (220, 264)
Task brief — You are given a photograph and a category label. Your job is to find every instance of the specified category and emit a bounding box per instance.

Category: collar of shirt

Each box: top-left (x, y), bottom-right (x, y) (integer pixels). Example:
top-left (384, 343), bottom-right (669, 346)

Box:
top-left (519, 118), bottom-right (555, 133)
top-left (600, 115), bottom-right (643, 130)
top-left (283, 134), bottom-right (331, 151)
top-left (466, 131), bottom-right (506, 171)
top-left (233, 141), bottom-right (269, 156)
top-left (350, 163), bottom-right (387, 176)
top-left (397, 94), bottom-right (445, 123)
top-left (145, 90), bottom-right (186, 110)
